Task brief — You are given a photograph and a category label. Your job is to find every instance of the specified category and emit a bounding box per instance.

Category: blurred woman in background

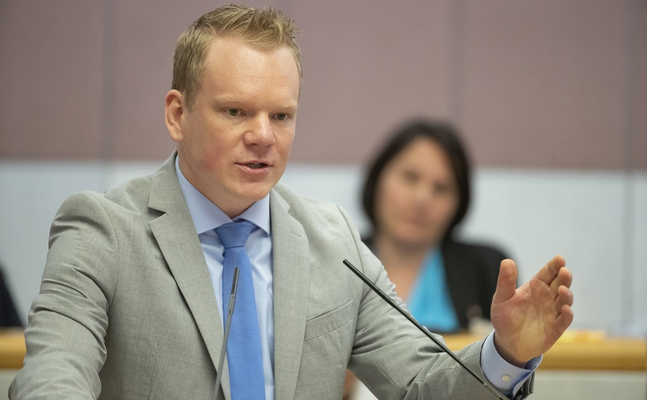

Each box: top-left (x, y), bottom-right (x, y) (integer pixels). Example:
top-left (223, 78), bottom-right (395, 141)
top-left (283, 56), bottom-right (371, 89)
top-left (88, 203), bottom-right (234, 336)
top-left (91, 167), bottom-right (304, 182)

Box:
top-left (345, 120), bottom-right (514, 400)
top-left (361, 120), bottom-right (509, 332)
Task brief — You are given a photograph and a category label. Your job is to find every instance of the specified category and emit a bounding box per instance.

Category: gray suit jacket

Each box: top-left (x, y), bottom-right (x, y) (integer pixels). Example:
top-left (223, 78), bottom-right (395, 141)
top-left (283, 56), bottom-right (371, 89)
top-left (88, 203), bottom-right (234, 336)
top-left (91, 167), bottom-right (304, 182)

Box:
top-left (10, 154), bottom-right (532, 400)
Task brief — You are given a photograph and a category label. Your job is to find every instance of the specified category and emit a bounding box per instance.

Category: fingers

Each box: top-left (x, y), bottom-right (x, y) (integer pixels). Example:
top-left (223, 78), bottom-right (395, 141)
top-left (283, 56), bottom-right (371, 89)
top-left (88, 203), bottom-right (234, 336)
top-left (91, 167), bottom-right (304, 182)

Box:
top-left (536, 255), bottom-right (566, 285)
top-left (549, 267), bottom-right (573, 301)
top-left (558, 267), bottom-right (572, 288)
top-left (493, 259), bottom-right (518, 303)
top-left (555, 304), bottom-right (574, 334)
top-left (555, 285), bottom-right (574, 314)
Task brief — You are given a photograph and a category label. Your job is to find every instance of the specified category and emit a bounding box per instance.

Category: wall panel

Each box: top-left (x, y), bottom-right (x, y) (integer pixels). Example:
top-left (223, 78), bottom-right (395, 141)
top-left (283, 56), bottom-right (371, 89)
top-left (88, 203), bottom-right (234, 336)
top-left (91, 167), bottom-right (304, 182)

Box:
top-left (1, 0), bottom-right (645, 334)
top-left (290, 0), bottom-right (452, 164)
top-left (0, 1), bottom-right (103, 159)
top-left (634, 0), bottom-right (647, 170)
top-left (459, 0), bottom-right (627, 169)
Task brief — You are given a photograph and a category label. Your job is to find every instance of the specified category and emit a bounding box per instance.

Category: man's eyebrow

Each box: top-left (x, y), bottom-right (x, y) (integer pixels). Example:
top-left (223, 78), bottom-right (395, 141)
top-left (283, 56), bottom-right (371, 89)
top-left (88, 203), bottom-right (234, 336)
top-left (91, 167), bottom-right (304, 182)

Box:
top-left (278, 102), bottom-right (299, 110)
top-left (212, 96), bottom-right (245, 105)
top-left (212, 97), bottom-right (298, 110)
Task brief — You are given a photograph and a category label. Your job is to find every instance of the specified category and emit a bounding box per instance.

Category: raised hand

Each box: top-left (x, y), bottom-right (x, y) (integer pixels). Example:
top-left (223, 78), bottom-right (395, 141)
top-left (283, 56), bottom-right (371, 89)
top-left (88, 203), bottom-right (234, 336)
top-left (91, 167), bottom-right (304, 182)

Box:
top-left (490, 255), bottom-right (574, 367)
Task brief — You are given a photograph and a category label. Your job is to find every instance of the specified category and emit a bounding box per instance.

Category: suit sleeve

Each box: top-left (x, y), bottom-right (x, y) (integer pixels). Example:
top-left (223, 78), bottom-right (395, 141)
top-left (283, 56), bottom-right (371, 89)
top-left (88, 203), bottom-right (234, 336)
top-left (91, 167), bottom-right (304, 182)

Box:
top-left (10, 192), bottom-right (119, 400)
top-left (338, 207), bottom-right (530, 399)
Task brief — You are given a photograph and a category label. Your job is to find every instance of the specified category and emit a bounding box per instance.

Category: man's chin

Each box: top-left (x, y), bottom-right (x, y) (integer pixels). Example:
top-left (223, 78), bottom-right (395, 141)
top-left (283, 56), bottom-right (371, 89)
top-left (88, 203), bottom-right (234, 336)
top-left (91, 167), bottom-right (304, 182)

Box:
top-left (236, 183), bottom-right (274, 203)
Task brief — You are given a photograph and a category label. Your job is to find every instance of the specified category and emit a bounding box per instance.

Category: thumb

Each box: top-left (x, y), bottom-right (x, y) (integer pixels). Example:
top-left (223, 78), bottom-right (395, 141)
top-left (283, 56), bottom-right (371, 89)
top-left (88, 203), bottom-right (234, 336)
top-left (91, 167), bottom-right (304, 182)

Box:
top-left (493, 259), bottom-right (518, 303)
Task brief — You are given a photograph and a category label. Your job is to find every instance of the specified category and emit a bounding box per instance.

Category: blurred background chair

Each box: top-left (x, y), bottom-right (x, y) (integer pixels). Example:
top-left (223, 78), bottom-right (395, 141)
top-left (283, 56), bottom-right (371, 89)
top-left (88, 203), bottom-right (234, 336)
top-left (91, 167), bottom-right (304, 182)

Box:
top-left (0, 262), bottom-right (22, 328)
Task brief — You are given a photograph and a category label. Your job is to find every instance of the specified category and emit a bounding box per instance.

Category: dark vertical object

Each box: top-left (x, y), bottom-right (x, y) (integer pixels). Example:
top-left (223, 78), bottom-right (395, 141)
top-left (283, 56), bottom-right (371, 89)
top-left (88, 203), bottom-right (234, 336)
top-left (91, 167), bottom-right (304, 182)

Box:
top-left (0, 266), bottom-right (22, 327)
top-left (214, 268), bottom-right (240, 400)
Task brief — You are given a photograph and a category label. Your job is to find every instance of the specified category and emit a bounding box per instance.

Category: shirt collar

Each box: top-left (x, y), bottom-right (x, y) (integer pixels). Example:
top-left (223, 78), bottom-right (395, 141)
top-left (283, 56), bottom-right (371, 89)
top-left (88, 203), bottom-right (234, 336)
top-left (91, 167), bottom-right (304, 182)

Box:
top-left (174, 155), bottom-right (271, 235)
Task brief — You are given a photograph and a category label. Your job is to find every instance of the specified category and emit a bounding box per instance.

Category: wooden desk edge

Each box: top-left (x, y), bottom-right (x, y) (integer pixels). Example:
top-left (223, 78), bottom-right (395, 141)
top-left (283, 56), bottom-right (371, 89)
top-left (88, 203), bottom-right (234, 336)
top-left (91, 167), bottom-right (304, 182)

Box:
top-left (0, 329), bottom-right (25, 369)
top-left (1, 332), bottom-right (646, 371)
top-left (443, 334), bottom-right (647, 371)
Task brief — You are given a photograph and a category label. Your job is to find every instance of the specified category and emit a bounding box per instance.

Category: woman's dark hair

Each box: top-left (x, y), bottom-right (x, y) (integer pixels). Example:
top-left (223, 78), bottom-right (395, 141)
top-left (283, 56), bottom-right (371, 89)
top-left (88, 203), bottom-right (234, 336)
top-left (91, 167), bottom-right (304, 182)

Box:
top-left (361, 120), bottom-right (471, 242)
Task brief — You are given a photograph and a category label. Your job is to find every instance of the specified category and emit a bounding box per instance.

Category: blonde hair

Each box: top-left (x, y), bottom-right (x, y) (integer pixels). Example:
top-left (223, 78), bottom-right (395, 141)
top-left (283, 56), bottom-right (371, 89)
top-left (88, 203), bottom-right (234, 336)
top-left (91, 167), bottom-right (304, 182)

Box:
top-left (172, 5), bottom-right (302, 107)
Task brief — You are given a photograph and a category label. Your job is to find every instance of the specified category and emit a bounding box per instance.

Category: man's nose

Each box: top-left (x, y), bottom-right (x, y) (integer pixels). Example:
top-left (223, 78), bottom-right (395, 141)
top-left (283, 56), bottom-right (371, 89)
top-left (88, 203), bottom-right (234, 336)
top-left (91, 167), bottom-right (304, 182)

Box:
top-left (245, 115), bottom-right (276, 146)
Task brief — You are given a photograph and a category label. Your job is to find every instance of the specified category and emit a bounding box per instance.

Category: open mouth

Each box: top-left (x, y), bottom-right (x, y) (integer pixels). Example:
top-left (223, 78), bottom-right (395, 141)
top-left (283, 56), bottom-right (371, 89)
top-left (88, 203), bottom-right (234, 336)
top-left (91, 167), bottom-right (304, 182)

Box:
top-left (244, 163), bottom-right (268, 169)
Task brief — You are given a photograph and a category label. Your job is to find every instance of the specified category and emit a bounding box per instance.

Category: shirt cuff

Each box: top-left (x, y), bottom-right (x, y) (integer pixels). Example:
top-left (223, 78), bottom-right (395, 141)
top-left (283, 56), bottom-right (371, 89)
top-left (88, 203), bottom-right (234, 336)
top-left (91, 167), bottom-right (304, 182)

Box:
top-left (480, 331), bottom-right (542, 398)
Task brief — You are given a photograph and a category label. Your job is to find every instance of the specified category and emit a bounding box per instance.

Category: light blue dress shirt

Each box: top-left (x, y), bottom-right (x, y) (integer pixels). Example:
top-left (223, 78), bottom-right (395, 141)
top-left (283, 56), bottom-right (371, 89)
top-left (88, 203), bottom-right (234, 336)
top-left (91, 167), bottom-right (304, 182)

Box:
top-left (175, 159), bottom-right (275, 400)
top-left (175, 157), bottom-right (539, 399)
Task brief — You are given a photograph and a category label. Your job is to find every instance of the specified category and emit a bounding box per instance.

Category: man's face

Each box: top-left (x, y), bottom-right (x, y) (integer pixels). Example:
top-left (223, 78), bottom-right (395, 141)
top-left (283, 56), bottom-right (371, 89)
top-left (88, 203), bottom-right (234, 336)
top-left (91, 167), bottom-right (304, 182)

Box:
top-left (166, 36), bottom-right (300, 217)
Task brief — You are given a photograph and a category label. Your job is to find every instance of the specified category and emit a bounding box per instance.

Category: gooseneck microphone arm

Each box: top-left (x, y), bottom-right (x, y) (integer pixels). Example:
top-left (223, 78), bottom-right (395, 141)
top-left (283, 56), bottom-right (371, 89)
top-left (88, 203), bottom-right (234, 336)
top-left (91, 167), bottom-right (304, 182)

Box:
top-left (214, 267), bottom-right (240, 400)
top-left (342, 259), bottom-right (508, 400)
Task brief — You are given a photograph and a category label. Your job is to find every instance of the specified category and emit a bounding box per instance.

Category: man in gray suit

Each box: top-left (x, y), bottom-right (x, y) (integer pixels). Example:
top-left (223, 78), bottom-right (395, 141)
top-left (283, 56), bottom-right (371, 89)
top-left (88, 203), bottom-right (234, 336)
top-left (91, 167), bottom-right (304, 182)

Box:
top-left (10, 5), bottom-right (573, 400)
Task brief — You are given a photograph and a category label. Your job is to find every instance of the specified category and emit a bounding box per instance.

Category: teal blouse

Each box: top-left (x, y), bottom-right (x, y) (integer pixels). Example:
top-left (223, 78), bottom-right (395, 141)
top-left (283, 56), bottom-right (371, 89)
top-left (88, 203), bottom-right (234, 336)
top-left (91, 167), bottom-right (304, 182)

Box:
top-left (406, 249), bottom-right (459, 333)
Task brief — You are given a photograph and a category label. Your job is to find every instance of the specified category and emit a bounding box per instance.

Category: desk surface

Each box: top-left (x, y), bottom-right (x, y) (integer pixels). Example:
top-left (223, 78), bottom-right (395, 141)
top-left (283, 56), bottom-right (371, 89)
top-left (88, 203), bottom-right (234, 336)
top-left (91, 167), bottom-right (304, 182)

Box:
top-left (444, 333), bottom-right (647, 371)
top-left (1, 330), bottom-right (645, 371)
top-left (0, 329), bottom-right (25, 369)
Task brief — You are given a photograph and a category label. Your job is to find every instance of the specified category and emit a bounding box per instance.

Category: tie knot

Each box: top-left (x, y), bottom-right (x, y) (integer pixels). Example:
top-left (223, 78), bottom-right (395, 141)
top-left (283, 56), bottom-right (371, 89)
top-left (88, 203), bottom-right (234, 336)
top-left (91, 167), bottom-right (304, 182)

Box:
top-left (214, 221), bottom-right (254, 249)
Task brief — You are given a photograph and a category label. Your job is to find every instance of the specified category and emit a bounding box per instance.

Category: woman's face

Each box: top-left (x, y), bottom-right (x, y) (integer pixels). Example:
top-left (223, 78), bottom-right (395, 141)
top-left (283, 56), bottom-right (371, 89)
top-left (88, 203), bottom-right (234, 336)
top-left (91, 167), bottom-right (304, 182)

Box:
top-left (375, 137), bottom-right (460, 248)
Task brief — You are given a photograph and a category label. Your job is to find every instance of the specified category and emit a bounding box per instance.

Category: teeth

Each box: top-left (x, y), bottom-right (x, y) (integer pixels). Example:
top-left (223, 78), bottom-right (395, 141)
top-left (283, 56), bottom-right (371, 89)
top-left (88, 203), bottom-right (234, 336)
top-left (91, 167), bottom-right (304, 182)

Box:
top-left (246, 163), bottom-right (264, 169)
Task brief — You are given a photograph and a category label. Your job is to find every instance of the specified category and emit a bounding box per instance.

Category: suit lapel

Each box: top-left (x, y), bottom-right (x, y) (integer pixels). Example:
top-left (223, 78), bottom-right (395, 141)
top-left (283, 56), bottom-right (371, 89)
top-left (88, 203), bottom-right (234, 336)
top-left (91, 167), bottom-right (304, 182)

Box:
top-left (147, 153), bottom-right (230, 397)
top-left (270, 189), bottom-right (311, 400)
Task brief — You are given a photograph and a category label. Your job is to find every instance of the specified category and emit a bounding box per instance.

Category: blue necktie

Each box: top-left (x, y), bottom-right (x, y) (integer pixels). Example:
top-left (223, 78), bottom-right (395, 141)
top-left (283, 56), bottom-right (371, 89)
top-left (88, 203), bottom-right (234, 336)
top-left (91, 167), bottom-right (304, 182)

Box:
top-left (215, 221), bottom-right (266, 400)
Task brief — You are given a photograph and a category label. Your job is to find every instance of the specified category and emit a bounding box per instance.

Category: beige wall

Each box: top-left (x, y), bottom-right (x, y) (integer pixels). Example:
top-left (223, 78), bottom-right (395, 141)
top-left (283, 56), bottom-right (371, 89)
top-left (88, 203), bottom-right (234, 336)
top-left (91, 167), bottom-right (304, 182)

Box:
top-left (1, 0), bottom-right (645, 170)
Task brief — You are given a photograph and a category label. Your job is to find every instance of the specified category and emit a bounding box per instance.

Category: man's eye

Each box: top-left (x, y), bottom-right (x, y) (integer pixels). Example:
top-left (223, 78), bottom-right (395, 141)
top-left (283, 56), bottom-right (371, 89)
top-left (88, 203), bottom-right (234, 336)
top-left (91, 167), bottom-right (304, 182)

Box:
top-left (228, 109), bottom-right (240, 116)
top-left (275, 113), bottom-right (288, 121)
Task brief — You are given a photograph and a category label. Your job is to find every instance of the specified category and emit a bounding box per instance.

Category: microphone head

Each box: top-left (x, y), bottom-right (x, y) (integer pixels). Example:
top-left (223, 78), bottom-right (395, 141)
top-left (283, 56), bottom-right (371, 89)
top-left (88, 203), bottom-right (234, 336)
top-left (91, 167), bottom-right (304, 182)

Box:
top-left (231, 267), bottom-right (240, 296)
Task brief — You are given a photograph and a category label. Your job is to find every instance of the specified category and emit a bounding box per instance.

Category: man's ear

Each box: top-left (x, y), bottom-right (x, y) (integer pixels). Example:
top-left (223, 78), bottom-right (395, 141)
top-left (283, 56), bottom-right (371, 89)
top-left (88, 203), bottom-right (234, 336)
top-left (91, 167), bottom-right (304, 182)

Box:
top-left (165, 89), bottom-right (185, 143)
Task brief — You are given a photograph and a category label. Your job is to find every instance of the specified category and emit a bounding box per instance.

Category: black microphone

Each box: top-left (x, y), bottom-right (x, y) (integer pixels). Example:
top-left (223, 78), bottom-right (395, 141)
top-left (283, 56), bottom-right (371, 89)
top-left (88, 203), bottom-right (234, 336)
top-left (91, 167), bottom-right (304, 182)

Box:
top-left (342, 259), bottom-right (508, 400)
top-left (213, 267), bottom-right (240, 400)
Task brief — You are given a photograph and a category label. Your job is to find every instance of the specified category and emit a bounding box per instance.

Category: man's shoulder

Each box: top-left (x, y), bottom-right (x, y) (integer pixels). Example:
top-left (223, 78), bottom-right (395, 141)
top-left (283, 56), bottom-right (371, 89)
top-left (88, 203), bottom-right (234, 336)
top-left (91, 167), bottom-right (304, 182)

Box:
top-left (104, 173), bottom-right (156, 208)
top-left (271, 182), bottom-right (358, 235)
top-left (65, 173), bottom-right (154, 212)
top-left (61, 153), bottom-right (177, 217)
top-left (272, 182), bottom-right (346, 216)
top-left (56, 165), bottom-right (171, 229)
